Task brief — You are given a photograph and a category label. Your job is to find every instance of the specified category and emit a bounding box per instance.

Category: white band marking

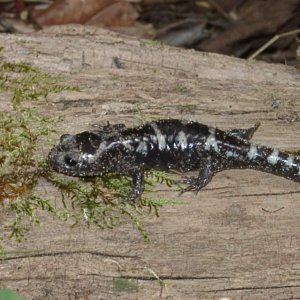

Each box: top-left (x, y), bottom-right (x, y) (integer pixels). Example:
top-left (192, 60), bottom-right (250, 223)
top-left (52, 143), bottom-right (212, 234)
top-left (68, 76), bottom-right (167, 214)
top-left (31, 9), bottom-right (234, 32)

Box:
top-left (285, 155), bottom-right (294, 168)
top-left (267, 149), bottom-right (279, 165)
top-left (247, 145), bottom-right (258, 160)
top-left (204, 127), bottom-right (219, 153)
top-left (177, 131), bottom-right (188, 150)
top-left (151, 123), bottom-right (166, 151)
top-left (136, 141), bottom-right (148, 155)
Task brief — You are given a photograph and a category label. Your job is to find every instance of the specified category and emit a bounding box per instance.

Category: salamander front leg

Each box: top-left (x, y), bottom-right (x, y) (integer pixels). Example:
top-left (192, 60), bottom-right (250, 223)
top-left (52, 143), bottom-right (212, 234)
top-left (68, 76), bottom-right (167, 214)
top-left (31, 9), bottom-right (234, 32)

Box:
top-left (180, 159), bottom-right (214, 195)
top-left (128, 169), bottom-right (144, 201)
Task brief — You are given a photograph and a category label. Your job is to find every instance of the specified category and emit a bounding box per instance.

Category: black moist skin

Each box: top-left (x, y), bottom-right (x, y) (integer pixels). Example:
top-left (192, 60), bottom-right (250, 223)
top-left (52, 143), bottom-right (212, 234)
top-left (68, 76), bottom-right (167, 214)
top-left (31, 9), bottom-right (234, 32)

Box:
top-left (48, 119), bottom-right (300, 200)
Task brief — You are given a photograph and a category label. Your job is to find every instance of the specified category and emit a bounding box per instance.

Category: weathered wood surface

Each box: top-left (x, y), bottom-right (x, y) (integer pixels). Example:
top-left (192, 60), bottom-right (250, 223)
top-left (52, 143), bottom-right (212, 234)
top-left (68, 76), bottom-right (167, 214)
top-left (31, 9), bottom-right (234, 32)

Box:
top-left (0, 25), bottom-right (300, 300)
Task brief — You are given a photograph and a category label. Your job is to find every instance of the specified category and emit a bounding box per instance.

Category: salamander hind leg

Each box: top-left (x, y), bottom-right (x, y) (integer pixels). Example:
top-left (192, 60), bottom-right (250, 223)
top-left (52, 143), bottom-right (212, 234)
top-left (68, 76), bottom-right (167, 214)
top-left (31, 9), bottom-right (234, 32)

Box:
top-left (226, 122), bottom-right (260, 140)
top-left (179, 158), bottom-right (215, 195)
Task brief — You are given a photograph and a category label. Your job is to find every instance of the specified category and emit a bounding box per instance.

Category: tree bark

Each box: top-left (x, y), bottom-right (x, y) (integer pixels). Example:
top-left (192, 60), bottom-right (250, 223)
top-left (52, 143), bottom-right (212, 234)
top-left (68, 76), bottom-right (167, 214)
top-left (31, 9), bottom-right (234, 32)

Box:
top-left (0, 25), bottom-right (299, 300)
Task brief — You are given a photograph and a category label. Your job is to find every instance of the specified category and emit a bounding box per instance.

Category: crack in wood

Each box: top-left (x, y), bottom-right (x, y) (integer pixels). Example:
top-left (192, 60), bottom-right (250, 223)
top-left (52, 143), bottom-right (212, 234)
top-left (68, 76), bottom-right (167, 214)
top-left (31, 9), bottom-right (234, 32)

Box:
top-left (91, 274), bottom-right (231, 281)
top-left (1, 250), bottom-right (139, 261)
top-left (223, 189), bottom-right (300, 198)
top-left (204, 284), bottom-right (300, 293)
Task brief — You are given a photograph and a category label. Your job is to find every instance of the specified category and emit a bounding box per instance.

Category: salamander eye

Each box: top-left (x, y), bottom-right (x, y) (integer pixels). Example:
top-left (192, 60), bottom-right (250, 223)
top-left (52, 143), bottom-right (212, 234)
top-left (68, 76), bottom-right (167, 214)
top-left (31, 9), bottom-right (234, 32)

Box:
top-left (64, 155), bottom-right (77, 167)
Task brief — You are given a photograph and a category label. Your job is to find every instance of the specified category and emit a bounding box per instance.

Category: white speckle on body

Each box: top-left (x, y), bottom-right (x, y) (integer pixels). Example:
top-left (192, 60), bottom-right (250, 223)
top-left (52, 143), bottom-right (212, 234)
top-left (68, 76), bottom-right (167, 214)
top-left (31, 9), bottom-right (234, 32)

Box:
top-left (247, 145), bottom-right (258, 160)
top-left (100, 141), bottom-right (117, 152)
top-left (226, 151), bottom-right (233, 157)
top-left (122, 140), bottom-right (134, 151)
top-left (267, 149), bottom-right (279, 165)
top-left (105, 140), bottom-right (134, 152)
top-left (204, 127), bottom-right (219, 153)
top-left (82, 153), bottom-right (96, 163)
top-left (225, 150), bottom-right (239, 158)
top-left (136, 141), bottom-right (148, 155)
top-left (167, 134), bottom-right (173, 143)
top-left (99, 141), bottom-right (108, 152)
top-left (151, 123), bottom-right (166, 151)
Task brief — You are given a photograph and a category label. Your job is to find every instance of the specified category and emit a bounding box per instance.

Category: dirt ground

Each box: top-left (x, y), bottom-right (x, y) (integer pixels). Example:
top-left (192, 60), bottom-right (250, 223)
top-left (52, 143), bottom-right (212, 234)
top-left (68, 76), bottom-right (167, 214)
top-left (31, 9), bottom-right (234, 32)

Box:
top-left (0, 25), bottom-right (300, 299)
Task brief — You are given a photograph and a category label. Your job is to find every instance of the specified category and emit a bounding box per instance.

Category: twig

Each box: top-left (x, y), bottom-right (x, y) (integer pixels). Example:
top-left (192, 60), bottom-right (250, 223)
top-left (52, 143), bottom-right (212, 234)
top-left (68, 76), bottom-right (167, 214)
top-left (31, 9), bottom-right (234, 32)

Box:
top-left (262, 207), bottom-right (284, 213)
top-left (206, 0), bottom-right (235, 22)
top-left (248, 29), bottom-right (300, 61)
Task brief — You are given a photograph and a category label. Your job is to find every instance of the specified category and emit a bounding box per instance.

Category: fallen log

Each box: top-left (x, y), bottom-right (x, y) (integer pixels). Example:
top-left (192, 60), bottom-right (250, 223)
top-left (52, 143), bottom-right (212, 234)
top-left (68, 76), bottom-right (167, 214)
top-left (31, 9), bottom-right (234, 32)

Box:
top-left (0, 25), bottom-right (299, 300)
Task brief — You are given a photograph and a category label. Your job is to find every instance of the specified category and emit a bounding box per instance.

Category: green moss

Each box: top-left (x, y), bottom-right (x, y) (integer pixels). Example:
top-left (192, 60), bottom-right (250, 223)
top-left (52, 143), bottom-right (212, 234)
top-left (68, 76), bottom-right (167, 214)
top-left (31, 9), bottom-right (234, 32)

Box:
top-left (112, 278), bottom-right (139, 293)
top-left (0, 60), bottom-right (76, 242)
top-left (290, 150), bottom-right (300, 156)
top-left (0, 289), bottom-right (25, 300)
top-left (174, 84), bottom-right (190, 95)
top-left (0, 61), bottom-right (79, 108)
top-left (0, 243), bottom-right (5, 260)
top-left (0, 58), bottom-right (182, 247)
top-left (177, 104), bottom-right (197, 114)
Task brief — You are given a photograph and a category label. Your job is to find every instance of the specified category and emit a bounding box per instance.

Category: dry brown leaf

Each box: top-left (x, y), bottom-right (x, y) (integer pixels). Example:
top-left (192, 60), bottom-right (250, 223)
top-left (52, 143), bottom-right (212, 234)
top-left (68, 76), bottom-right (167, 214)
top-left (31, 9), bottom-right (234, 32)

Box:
top-left (211, 0), bottom-right (245, 12)
top-left (196, 0), bottom-right (300, 57)
top-left (86, 1), bottom-right (138, 27)
top-left (30, 0), bottom-right (119, 26)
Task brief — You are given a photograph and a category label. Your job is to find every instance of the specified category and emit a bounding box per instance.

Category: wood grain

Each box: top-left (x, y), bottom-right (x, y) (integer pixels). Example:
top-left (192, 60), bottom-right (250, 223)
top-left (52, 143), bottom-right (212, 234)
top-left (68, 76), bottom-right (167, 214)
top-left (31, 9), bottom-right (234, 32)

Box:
top-left (0, 25), bottom-right (299, 300)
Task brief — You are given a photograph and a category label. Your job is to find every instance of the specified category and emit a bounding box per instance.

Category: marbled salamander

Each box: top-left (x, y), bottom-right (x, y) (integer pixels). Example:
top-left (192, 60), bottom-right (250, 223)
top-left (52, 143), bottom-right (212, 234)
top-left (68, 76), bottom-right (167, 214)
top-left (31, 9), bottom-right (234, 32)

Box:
top-left (48, 119), bottom-right (300, 199)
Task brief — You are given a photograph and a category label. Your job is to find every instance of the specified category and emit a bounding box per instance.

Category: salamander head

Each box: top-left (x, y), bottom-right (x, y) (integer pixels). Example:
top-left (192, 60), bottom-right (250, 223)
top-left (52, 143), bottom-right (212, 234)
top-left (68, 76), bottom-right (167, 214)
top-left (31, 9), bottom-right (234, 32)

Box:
top-left (48, 131), bottom-right (108, 176)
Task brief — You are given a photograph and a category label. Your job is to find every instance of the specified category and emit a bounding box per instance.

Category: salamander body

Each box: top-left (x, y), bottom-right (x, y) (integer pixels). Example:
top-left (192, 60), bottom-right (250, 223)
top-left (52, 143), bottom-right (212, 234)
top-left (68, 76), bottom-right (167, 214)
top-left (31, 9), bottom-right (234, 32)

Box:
top-left (48, 119), bottom-right (300, 199)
